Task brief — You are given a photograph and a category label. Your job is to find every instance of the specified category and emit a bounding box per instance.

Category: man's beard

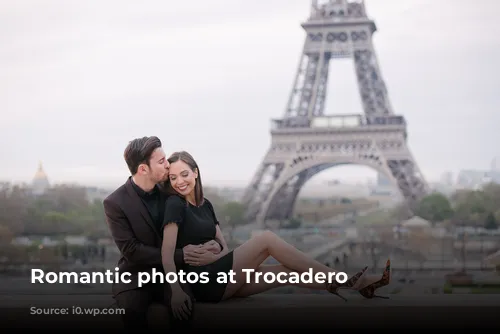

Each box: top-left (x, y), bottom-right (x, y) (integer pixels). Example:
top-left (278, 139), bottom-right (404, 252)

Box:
top-left (159, 173), bottom-right (169, 183)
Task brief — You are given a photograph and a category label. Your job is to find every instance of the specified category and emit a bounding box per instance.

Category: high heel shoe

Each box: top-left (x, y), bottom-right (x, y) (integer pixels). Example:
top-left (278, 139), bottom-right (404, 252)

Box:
top-left (358, 259), bottom-right (391, 299)
top-left (326, 266), bottom-right (368, 302)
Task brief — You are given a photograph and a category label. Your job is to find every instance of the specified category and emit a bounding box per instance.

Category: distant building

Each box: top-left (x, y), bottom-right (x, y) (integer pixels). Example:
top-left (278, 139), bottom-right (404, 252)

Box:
top-left (456, 169), bottom-right (500, 189)
top-left (85, 186), bottom-right (111, 203)
top-left (440, 171), bottom-right (454, 186)
top-left (492, 157), bottom-right (500, 172)
top-left (32, 161), bottom-right (50, 195)
top-left (367, 173), bottom-right (399, 202)
top-left (376, 173), bottom-right (391, 187)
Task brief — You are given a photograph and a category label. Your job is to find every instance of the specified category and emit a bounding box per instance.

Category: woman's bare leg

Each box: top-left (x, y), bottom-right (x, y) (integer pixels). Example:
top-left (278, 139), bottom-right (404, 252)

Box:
top-left (221, 231), bottom-right (347, 300)
top-left (227, 265), bottom-right (386, 299)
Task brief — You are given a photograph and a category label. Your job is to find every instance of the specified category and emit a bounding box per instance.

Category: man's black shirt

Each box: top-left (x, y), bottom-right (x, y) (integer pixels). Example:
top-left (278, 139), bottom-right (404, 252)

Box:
top-left (130, 178), bottom-right (223, 254)
top-left (130, 179), bottom-right (164, 231)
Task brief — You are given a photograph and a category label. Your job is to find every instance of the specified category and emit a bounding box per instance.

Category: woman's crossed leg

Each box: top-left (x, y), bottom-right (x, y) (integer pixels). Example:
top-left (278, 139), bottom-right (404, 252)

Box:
top-left (221, 231), bottom-right (364, 300)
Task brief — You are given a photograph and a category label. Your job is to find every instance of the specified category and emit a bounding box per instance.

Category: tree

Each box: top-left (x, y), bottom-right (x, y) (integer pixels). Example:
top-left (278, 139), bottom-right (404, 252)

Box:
top-left (219, 201), bottom-right (246, 242)
top-left (43, 185), bottom-right (89, 213)
top-left (484, 212), bottom-right (498, 230)
top-left (495, 209), bottom-right (500, 223)
top-left (0, 184), bottom-right (28, 235)
top-left (284, 217), bottom-right (302, 229)
top-left (0, 225), bottom-right (13, 243)
top-left (451, 189), bottom-right (489, 226)
top-left (220, 201), bottom-right (245, 226)
top-left (481, 183), bottom-right (500, 210)
top-left (415, 193), bottom-right (453, 224)
top-left (42, 211), bottom-right (78, 235)
top-left (340, 197), bottom-right (352, 204)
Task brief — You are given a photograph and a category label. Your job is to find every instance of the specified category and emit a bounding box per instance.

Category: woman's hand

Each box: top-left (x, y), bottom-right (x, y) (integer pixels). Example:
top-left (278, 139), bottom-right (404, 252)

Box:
top-left (171, 287), bottom-right (192, 320)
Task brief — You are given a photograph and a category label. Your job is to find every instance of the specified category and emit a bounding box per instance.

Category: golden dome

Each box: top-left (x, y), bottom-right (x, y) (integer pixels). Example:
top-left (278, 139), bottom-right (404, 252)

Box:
top-left (33, 161), bottom-right (48, 180)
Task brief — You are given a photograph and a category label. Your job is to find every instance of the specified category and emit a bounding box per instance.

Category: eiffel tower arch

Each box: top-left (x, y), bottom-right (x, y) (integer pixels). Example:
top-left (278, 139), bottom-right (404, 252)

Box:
top-left (242, 0), bottom-right (429, 226)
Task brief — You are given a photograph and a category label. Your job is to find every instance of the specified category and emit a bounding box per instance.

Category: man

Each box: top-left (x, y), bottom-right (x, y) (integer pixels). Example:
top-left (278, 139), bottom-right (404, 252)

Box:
top-left (103, 136), bottom-right (222, 330)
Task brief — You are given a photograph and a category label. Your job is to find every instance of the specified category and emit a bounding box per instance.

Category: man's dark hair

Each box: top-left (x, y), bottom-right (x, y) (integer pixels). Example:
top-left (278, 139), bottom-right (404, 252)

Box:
top-left (123, 136), bottom-right (162, 175)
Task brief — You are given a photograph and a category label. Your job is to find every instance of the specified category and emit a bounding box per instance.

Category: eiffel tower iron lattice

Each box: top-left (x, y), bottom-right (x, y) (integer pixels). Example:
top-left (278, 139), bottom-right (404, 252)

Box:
top-left (242, 0), bottom-right (429, 227)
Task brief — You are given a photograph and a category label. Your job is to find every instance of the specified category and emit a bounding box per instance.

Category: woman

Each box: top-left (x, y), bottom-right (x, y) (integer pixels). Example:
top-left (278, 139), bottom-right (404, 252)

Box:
top-left (160, 151), bottom-right (391, 320)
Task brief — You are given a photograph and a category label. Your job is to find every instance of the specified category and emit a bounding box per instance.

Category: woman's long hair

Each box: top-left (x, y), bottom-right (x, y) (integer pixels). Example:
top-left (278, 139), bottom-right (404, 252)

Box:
top-left (161, 151), bottom-right (204, 206)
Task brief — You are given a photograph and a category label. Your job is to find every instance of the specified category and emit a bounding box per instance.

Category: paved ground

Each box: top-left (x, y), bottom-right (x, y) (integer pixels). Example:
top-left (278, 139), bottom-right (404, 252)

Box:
top-left (2, 293), bottom-right (500, 307)
top-left (0, 276), bottom-right (111, 294)
top-left (1, 294), bottom-right (500, 330)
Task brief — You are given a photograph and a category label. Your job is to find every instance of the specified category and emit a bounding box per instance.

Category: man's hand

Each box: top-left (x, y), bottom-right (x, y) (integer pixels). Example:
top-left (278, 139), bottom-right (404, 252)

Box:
top-left (183, 247), bottom-right (219, 266)
top-left (200, 240), bottom-right (221, 254)
top-left (183, 244), bottom-right (202, 254)
top-left (182, 240), bottom-right (221, 255)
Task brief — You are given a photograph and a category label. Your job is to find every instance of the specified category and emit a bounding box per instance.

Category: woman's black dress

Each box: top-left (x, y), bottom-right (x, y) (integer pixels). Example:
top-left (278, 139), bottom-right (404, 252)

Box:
top-left (161, 195), bottom-right (234, 303)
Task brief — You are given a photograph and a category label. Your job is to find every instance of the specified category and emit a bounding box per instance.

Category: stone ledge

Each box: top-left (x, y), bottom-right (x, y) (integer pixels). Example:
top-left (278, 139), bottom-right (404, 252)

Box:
top-left (1, 294), bottom-right (500, 330)
top-left (2, 293), bottom-right (500, 307)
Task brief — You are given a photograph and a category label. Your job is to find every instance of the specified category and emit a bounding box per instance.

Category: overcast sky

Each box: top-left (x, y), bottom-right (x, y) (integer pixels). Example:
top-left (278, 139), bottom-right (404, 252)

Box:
top-left (2, 0), bottom-right (499, 188)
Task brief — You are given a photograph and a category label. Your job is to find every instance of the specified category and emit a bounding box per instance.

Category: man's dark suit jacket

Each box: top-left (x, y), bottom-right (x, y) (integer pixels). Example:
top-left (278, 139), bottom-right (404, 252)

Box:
top-left (103, 177), bottom-right (185, 297)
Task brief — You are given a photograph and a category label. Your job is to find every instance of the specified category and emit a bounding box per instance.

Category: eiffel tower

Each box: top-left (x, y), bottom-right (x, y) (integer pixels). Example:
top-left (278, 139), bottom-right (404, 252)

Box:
top-left (242, 0), bottom-right (429, 226)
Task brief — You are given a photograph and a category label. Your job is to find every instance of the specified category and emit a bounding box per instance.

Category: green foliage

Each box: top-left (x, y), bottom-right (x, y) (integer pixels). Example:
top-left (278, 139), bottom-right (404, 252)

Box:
top-left (0, 183), bottom-right (107, 239)
top-left (283, 217), bottom-right (302, 229)
top-left (364, 182), bottom-right (500, 228)
top-left (357, 209), bottom-right (397, 226)
top-left (415, 192), bottom-right (454, 224)
top-left (447, 183), bottom-right (500, 226)
top-left (443, 284), bottom-right (453, 294)
top-left (218, 201), bottom-right (246, 226)
top-left (340, 197), bottom-right (352, 204)
top-left (0, 183), bottom-right (250, 240)
top-left (484, 212), bottom-right (498, 230)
